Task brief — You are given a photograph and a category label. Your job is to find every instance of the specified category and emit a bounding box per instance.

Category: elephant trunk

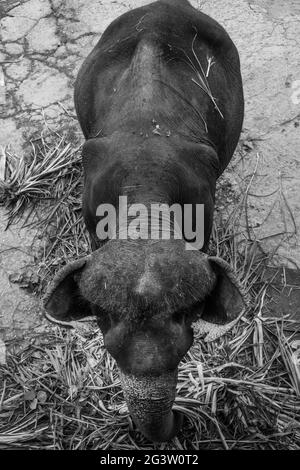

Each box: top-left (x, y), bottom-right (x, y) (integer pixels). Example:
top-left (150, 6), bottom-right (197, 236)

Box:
top-left (119, 369), bottom-right (182, 442)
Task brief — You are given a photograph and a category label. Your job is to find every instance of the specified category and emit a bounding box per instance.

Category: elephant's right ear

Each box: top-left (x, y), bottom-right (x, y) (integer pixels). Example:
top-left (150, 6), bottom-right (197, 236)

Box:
top-left (43, 256), bottom-right (93, 325)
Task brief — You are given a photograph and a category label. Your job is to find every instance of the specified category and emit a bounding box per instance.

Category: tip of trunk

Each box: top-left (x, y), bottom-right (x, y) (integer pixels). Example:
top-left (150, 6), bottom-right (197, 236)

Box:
top-left (120, 370), bottom-right (183, 442)
top-left (139, 410), bottom-right (183, 442)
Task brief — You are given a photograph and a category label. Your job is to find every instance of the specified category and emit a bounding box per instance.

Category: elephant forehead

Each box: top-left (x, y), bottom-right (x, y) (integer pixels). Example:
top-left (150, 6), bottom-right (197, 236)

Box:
top-left (135, 270), bottom-right (162, 296)
top-left (80, 241), bottom-right (215, 316)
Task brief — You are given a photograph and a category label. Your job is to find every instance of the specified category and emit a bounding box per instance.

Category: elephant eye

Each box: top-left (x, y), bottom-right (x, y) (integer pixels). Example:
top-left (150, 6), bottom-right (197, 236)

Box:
top-left (172, 301), bottom-right (204, 324)
top-left (93, 306), bottom-right (111, 333)
top-left (172, 308), bottom-right (185, 324)
top-left (187, 300), bottom-right (205, 323)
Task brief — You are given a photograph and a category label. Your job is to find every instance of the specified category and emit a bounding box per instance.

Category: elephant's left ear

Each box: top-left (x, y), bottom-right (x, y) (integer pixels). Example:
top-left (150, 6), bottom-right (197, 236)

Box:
top-left (203, 256), bottom-right (246, 324)
top-left (43, 256), bottom-right (93, 325)
top-left (192, 256), bottom-right (246, 342)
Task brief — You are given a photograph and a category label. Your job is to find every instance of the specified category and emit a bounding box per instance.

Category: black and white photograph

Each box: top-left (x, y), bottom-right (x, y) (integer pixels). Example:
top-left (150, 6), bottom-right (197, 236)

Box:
top-left (0, 0), bottom-right (299, 453)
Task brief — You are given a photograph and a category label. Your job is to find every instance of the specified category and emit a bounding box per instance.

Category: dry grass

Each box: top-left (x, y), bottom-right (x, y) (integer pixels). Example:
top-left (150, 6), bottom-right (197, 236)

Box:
top-left (0, 136), bottom-right (90, 293)
top-left (0, 136), bottom-right (299, 450)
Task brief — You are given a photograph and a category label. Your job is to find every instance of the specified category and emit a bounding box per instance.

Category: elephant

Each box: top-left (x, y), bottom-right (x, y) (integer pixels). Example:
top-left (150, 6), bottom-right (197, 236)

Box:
top-left (44, 0), bottom-right (245, 442)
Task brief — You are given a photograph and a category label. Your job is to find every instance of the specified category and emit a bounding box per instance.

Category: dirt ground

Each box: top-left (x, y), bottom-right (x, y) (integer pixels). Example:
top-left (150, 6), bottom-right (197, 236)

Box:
top-left (0, 0), bottom-right (299, 339)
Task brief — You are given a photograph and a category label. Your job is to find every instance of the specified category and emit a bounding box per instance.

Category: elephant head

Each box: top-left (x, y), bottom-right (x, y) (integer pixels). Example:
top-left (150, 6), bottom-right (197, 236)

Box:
top-left (43, 239), bottom-right (245, 441)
